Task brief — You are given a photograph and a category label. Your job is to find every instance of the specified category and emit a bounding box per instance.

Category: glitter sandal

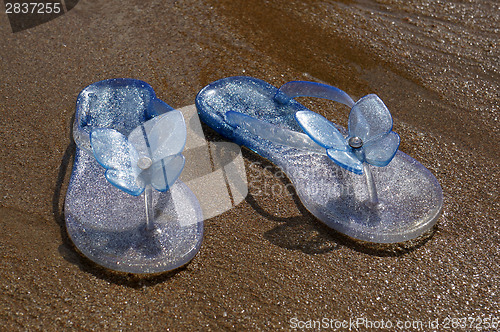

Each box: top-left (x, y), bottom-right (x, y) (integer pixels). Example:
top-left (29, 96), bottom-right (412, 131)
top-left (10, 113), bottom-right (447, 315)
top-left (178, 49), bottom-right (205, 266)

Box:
top-left (65, 79), bottom-right (203, 273)
top-left (196, 76), bottom-right (442, 243)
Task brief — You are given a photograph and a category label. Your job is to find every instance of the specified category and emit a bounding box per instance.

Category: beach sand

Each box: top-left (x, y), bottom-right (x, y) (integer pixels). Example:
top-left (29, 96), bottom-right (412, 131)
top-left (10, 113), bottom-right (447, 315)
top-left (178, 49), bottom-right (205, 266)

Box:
top-left (1, 0), bottom-right (498, 329)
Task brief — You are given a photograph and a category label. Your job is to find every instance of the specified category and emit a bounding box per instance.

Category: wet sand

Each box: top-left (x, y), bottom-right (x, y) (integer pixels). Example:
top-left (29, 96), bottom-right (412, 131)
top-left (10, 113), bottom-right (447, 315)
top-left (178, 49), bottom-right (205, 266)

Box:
top-left (1, 0), bottom-right (498, 329)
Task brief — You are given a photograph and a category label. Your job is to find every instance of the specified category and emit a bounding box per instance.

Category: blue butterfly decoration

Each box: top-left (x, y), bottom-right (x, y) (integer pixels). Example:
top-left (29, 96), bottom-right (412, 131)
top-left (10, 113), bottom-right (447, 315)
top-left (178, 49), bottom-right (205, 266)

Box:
top-left (90, 110), bottom-right (186, 196)
top-left (295, 94), bottom-right (400, 175)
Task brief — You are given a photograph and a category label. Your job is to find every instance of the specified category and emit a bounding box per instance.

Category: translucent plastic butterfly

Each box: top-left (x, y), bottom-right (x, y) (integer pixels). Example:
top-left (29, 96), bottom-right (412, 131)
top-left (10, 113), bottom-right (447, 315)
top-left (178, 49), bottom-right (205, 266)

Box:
top-left (295, 94), bottom-right (400, 175)
top-left (90, 110), bottom-right (186, 196)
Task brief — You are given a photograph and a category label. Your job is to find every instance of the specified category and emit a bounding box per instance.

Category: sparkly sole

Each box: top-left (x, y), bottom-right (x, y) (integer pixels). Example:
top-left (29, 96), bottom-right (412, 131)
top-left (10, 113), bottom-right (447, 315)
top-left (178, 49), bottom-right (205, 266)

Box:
top-left (196, 76), bottom-right (442, 243)
top-left (65, 149), bottom-right (203, 273)
top-left (65, 79), bottom-right (203, 273)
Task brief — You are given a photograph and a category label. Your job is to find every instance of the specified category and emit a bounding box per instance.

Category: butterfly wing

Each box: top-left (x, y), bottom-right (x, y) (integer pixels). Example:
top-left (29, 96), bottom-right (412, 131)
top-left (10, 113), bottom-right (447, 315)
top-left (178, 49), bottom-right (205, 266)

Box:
top-left (295, 110), bottom-right (366, 174)
top-left (295, 110), bottom-right (347, 150)
top-left (148, 154), bottom-right (186, 192)
top-left (148, 110), bottom-right (186, 162)
top-left (348, 94), bottom-right (393, 144)
top-left (125, 110), bottom-right (186, 193)
top-left (90, 129), bottom-right (144, 196)
top-left (104, 169), bottom-right (146, 196)
top-left (326, 148), bottom-right (363, 175)
top-left (127, 122), bottom-right (152, 160)
top-left (127, 110), bottom-right (186, 160)
top-left (364, 131), bottom-right (400, 167)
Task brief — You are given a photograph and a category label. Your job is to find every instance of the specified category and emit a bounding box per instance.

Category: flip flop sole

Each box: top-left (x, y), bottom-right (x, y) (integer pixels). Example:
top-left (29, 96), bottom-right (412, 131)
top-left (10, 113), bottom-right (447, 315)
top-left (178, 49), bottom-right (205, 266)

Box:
top-left (65, 147), bottom-right (204, 274)
top-left (196, 76), bottom-right (442, 243)
top-left (65, 78), bottom-right (203, 273)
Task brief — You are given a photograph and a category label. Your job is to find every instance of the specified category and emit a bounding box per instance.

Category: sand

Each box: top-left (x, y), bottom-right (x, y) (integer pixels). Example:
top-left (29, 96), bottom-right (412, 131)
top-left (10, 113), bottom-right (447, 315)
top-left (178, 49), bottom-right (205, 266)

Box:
top-left (1, 0), bottom-right (498, 330)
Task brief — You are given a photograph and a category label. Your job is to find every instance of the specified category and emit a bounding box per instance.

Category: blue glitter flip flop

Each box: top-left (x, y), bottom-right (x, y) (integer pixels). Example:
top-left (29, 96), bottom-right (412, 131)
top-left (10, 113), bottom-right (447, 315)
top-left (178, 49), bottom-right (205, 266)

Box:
top-left (196, 76), bottom-right (442, 243)
top-left (65, 79), bottom-right (203, 273)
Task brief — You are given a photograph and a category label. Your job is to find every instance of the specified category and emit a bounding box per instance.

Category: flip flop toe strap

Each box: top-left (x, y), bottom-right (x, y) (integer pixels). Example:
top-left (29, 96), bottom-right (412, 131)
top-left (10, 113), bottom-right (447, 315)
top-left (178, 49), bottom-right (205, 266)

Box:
top-left (274, 81), bottom-right (355, 108)
top-left (225, 110), bottom-right (324, 153)
top-left (224, 80), bottom-right (357, 153)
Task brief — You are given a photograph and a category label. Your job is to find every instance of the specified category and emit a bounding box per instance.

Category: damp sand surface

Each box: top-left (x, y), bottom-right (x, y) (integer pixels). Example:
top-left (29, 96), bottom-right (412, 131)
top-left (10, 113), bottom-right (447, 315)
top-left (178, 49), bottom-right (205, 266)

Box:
top-left (0, 0), bottom-right (498, 329)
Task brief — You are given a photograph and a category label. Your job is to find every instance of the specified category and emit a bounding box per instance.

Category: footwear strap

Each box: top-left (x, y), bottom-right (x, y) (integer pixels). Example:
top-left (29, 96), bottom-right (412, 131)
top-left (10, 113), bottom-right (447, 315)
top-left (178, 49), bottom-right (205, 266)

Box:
top-left (274, 81), bottom-right (355, 107)
top-left (225, 81), bottom-right (353, 152)
top-left (225, 111), bottom-right (325, 153)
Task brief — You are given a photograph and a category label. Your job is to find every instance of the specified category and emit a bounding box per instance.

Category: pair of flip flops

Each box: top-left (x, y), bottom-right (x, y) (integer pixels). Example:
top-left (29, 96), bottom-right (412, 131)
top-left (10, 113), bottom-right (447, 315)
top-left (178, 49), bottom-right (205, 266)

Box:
top-left (65, 77), bottom-right (442, 274)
